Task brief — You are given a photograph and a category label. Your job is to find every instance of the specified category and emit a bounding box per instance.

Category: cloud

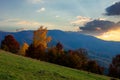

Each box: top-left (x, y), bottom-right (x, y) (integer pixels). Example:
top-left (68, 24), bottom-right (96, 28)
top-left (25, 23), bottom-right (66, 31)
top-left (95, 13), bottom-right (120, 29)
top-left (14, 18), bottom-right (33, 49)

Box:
top-left (0, 18), bottom-right (63, 31)
top-left (97, 18), bottom-right (106, 21)
top-left (0, 18), bottom-right (21, 27)
top-left (105, 1), bottom-right (120, 16)
top-left (0, 19), bottom-right (41, 27)
top-left (16, 21), bottom-right (60, 31)
top-left (0, 19), bottom-right (42, 31)
top-left (3, 19), bottom-right (21, 22)
top-left (27, 0), bottom-right (43, 4)
top-left (36, 8), bottom-right (46, 12)
top-left (55, 15), bottom-right (60, 18)
top-left (79, 20), bottom-right (120, 35)
top-left (70, 16), bottom-right (92, 26)
top-left (96, 28), bottom-right (120, 41)
top-left (16, 20), bottom-right (41, 26)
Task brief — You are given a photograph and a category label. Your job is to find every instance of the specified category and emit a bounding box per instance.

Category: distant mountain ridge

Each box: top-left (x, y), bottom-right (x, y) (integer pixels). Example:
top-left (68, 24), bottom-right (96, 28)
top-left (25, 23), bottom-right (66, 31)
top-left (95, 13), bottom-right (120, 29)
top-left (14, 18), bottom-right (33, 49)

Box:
top-left (1, 30), bottom-right (120, 68)
top-left (1, 30), bottom-right (120, 56)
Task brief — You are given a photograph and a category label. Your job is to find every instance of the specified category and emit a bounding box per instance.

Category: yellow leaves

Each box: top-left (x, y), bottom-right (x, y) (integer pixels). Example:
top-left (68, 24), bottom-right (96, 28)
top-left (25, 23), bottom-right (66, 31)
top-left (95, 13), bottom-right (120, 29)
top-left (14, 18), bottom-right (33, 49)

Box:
top-left (33, 26), bottom-right (52, 48)
top-left (18, 42), bottom-right (29, 56)
top-left (46, 36), bottom-right (52, 43)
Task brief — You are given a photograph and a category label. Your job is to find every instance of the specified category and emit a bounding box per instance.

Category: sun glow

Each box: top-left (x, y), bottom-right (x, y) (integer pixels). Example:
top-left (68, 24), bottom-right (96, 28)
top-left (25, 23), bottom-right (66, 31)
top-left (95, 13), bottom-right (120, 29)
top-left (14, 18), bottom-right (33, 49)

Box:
top-left (96, 28), bottom-right (120, 41)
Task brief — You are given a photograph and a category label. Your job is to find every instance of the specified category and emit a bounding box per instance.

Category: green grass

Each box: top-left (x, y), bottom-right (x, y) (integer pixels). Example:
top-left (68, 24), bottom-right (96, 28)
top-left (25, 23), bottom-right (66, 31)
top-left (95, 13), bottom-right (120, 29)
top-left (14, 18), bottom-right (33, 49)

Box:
top-left (0, 50), bottom-right (111, 80)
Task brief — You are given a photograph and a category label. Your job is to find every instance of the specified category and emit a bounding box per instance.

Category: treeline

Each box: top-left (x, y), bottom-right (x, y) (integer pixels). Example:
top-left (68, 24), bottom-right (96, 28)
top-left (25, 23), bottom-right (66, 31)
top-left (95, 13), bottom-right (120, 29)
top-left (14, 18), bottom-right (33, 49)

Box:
top-left (0, 26), bottom-right (120, 79)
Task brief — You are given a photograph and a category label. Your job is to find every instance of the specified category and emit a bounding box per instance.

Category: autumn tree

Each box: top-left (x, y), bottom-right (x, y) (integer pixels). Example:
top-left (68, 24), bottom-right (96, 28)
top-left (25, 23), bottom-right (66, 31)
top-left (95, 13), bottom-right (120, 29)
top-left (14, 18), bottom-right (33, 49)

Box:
top-left (33, 26), bottom-right (52, 48)
top-left (108, 54), bottom-right (120, 78)
top-left (18, 42), bottom-right (29, 56)
top-left (26, 26), bottom-right (51, 60)
top-left (1, 35), bottom-right (20, 53)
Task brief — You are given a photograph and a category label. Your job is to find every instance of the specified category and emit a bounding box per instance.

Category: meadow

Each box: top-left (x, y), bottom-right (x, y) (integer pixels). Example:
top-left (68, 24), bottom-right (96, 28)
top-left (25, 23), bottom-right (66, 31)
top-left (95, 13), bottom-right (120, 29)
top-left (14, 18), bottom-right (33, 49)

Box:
top-left (0, 50), bottom-right (112, 80)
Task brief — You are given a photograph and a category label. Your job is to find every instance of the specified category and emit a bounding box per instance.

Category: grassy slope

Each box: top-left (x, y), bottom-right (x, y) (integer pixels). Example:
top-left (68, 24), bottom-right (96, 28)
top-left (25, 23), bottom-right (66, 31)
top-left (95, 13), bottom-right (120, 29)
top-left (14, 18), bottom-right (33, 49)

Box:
top-left (0, 50), bottom-right (110, 80)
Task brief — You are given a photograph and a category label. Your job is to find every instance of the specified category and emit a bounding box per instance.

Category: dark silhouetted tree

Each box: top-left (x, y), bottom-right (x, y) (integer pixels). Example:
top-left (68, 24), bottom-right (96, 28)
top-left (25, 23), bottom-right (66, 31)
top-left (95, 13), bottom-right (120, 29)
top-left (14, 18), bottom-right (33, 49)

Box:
top-left (26, 44), bottom-right (46, 60)
top-left (47, 42), bottom-right (64, 64)
top-left (86, 60), bottom-right (104, 74)
top-left (1, 35), bottom-right (20, 53)
top-left (108, 54), bottom-right (120, 78)
top-left (56, 42), bottom-right (63, 51)
top-left (66, 49), bottom-right (88, 69)
top-left (47, 47), bottom-right (59, 63)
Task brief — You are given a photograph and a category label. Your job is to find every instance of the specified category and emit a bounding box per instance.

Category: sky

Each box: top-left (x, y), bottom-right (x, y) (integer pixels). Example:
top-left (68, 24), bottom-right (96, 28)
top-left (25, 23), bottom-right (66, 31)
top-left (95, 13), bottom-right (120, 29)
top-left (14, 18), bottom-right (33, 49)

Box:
top-left (0, 0), bottom-right (120, 41)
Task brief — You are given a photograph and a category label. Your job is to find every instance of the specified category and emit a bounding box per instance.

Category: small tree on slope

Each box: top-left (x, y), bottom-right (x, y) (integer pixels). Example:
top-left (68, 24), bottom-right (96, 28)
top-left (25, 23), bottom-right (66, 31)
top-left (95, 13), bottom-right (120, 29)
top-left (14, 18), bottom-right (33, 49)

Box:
top-left (1, 35), bottom-right (20, 53)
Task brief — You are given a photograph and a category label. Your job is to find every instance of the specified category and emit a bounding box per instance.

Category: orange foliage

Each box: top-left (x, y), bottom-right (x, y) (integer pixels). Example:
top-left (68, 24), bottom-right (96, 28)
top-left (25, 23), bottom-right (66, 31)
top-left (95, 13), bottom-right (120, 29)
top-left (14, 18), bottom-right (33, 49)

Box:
top-left (33, 26), bottom-right (52, 48)
top-left (18, 42), bottom-right (29, 56)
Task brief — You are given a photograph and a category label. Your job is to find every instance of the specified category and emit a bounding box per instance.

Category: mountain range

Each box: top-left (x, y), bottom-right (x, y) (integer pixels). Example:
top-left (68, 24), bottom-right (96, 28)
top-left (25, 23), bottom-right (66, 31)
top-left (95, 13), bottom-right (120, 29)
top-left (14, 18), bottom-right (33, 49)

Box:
top-left (0, 30), bottom-right (120, 68)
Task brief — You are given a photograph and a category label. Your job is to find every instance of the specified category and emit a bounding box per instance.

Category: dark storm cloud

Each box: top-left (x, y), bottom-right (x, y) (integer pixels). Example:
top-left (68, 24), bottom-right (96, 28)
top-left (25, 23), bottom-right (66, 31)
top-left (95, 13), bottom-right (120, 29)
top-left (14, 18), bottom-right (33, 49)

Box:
top-left (105, 2), bottom-right (120, 16)
top-left (79, 20), bottom-right (120, 35)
